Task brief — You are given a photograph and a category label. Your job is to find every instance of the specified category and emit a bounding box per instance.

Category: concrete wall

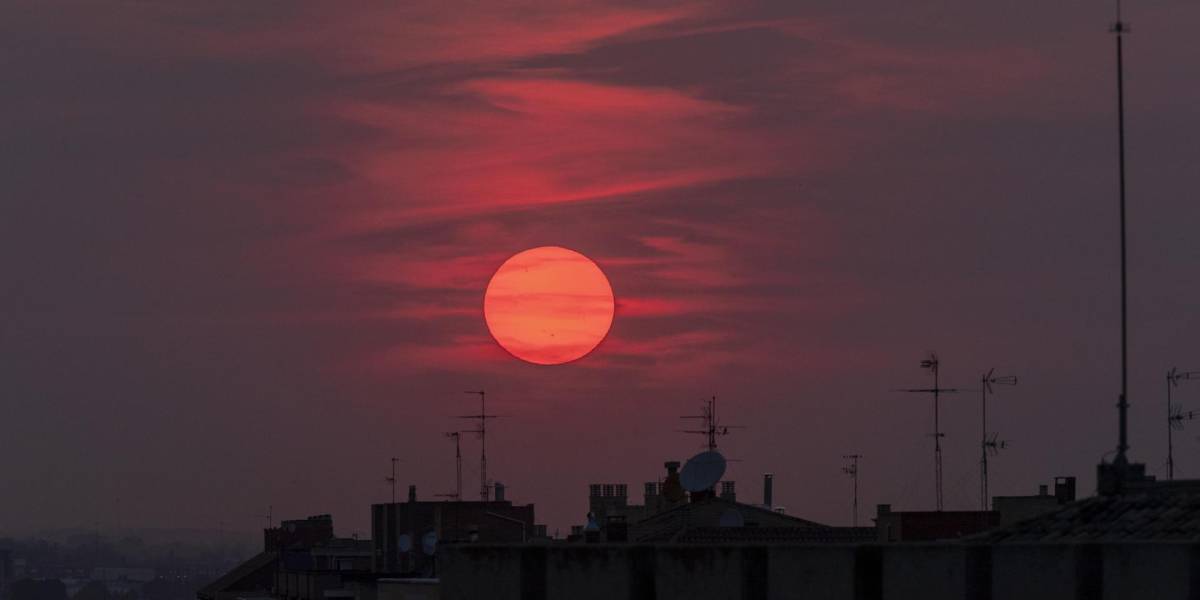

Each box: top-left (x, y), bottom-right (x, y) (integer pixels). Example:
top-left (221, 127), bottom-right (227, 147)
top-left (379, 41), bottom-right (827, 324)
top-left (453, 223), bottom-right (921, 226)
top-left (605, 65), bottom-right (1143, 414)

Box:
top-left (439, 542), bottom-right (1199, 600)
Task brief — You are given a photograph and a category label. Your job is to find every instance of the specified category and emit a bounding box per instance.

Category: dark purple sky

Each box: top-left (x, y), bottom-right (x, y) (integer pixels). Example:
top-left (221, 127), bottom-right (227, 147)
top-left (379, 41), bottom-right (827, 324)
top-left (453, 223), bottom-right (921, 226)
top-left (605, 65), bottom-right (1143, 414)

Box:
top-left (3, 1), bottom-right (1199, 537)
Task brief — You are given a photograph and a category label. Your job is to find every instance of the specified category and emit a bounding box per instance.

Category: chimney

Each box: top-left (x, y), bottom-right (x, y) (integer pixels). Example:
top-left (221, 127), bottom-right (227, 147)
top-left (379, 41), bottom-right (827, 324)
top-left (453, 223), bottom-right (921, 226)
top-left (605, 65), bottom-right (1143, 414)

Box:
top-left (720, 481), bottom-right (736, 502)
top-left (1038, 484), bottom-right (1049, 497)
top-left (662, 461), bottom-right (685, 503)
top-left (877, 504), bottom-right (891, 516)
top-left (408, 485), bottom-right (417, 502)
top-left (763, 473), bottom-right (774, 509)
top-left (1054, 476), bottom-right (1077, 503)
top-left (494, 481), bottom-right (506, 502)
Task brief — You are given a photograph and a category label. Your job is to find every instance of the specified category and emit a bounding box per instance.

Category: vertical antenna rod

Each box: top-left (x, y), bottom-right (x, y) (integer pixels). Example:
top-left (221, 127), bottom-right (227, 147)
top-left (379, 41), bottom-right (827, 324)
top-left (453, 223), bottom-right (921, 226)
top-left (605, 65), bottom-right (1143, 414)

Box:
top-left (459, 391), bottom-right (498, 501)
top-left (894, 353), bottom-right (960, 511)
top-left (842, 454), bottom-right (862, 526)
top-left (386, 457), bottom-right (399, 504)
top-left (1111, 0), bottom-right (1131, 467)
top-left (445, 432), bottom-right (463, 500)
top-left (980, 369), bottom-right (1017, 509)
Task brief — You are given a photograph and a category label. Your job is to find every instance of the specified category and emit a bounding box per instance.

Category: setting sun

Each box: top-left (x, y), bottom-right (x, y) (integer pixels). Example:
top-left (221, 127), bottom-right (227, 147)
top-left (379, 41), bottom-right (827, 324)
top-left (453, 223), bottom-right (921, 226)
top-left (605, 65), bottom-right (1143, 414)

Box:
top-left (483, 246), bottom-right (615, 365)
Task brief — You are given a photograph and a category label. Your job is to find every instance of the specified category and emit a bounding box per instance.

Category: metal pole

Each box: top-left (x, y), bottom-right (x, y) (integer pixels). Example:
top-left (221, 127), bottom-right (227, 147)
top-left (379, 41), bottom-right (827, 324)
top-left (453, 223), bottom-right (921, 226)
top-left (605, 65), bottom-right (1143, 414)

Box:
top-left (456, 434), bottom-right (463, 500)
top-left (981, 375), bottom-right (989, 510)
top-left (1168, 371), bottom-right (1174, 479)
top-left (934, 361), bottom-right (943, 511)
top-left (480, 391), bottom-right (488, 501)
top-left (1113, 3), bottom-right (1131, 467)
top-left (390, 458), bottom-right (398, 504)
top-left (843, 454), bottom-right (862, 527)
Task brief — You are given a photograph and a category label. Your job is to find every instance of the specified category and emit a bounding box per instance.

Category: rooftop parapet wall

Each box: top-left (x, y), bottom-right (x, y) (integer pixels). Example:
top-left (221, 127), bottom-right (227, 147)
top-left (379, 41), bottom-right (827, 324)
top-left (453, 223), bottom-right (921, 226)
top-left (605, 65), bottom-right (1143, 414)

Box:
top-left (439, 541), bottom-right (1200, 600)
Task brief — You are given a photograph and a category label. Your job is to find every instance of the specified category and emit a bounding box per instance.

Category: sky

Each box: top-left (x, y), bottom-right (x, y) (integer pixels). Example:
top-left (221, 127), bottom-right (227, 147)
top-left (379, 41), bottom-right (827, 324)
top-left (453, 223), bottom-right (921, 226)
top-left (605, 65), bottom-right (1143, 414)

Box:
top-left (3, 1), bottom-right (1200, 538)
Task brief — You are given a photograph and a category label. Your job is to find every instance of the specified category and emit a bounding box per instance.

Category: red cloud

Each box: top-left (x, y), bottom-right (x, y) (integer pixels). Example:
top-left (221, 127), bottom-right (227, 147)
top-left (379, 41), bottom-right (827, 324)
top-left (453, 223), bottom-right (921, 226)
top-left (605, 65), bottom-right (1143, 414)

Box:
top-left (334, 76), bottom-right (779, 229)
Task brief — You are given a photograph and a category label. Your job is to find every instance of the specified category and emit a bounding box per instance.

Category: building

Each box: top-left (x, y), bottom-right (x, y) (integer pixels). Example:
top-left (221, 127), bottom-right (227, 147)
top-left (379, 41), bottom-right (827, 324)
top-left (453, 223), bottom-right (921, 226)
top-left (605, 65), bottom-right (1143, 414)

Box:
top-left (576, 462), bottom-right (872, 544)
top-left (632, 495), bottom-right (874, 544)
top-left (196, 552), bottom-right (276, 600)
top-left (199, 515), bottom-right (371, 600)
top-left (991, 476), bottom-right (1077, 525)
top-left (873, 504), bottom-right (999, 542)
top-left (872, 476), bottom-right (1080, 542)
top-left (371, 485), bottom-right (537, 575)
top-left (440, 478), bottom-right (1200, 599)
top-left (0, 550), bottom-right (11, 600)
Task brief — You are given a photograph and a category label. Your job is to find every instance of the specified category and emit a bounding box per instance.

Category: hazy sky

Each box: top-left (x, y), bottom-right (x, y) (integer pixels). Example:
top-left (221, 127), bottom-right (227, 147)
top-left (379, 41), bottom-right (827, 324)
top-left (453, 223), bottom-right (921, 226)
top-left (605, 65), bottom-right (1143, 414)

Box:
top-left (3, 1), bottom-right (1200, 537)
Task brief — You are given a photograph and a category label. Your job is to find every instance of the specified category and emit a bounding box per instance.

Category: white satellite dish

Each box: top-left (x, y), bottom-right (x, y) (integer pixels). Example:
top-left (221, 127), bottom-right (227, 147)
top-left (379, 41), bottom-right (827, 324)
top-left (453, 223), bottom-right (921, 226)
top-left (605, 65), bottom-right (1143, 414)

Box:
top-left (680, 450), bottom-right (726, 492)
top-left (421, 531), bottom-right (438, 555)
top-left (719, 509), bottom-right (745, 528)
top-left (397, 533), bottom-right (412, 553)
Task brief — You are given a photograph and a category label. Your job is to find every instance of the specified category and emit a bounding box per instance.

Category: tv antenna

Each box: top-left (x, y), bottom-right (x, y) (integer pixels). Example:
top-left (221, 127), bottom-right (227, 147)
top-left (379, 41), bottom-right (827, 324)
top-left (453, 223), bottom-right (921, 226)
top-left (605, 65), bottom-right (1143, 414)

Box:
top-left (679, 396), bottom-right (741, 451)
top-left (842, 454), bottom-right (862, 527)
top-left (436, 432), bottom-right (464, 500)
top-left (979, 369), bottom-right (1017, 509)
top-left (385, 457), bottom-right (400, 504)
top-left (459, 390), bottom-right (500, 501)
top-left (1167, 368), bottom-right (1200, 479)
top-left (894, 352), bottom-right (960, 511)
top-left (256, 505), bottom-right (273, 529)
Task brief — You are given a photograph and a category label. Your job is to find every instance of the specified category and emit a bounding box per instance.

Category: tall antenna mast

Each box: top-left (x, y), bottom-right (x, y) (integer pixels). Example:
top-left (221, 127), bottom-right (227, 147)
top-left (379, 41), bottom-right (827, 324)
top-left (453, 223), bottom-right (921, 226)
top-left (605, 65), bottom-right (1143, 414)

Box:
top-left (980, 369), bottom-right (1017, 509)
top-left (842, 454), bottom-right (862, 526)
top-left (680, 396), bottom-right (740, 450)
top-left (459, 390), bottom-right (498, 501)
top-left (1110, 0), bottom-right (1132, 468)
top-left (1166, 368), bottom-right (1200, 479)
top-left (386, 457), bottom-right (399, 504)
top-left (895, 353), bottom-right (960, 511)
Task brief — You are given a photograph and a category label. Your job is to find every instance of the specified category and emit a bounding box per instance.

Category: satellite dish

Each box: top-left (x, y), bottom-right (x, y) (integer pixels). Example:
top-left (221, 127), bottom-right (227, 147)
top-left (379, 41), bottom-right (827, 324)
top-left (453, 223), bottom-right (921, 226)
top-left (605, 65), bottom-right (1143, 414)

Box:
top-left (680, 450), bottom-right (726, 493)
top-left (421, 531), bottom-right (438, 555)
top-left (719, 509), bottom-right (745, 528)
top-left (397, 533), bottom-right (412, 553)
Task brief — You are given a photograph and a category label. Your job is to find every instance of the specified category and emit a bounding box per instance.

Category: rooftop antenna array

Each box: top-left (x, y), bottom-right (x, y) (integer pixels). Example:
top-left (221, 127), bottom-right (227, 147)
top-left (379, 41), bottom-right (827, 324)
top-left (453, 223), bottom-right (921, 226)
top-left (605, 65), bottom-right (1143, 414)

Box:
top-left (980, 369), bottom-right (1017, 510)
top-left (842, 454), bottom-right (862, 527)
top-left (1166, 368), bottom-right (1200, 479)
top-left (386, 457), bottom-right (399, 504)
top-left (679, 396), bottom-right (741, 451)
top-left (459, 390), bottom-right (500, 502)
top-left (894, 352), bottom-right (960, 511)
top-left (1109, 0), bottom-right (1132, 471)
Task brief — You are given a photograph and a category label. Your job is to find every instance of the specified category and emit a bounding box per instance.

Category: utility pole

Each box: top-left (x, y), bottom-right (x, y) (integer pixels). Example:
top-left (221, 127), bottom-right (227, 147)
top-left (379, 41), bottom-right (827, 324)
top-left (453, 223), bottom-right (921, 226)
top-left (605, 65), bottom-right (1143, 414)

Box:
top-left (895, 353), bottom-right (960, 511)
top-left (1167, 368), bottom-right (1200, 479)
top-left (842, 454), bottom-right (862, 527)
top-left (459, 391), bottom-right (498, 502)
top-left (980, 369), bottom-right (1017, 509)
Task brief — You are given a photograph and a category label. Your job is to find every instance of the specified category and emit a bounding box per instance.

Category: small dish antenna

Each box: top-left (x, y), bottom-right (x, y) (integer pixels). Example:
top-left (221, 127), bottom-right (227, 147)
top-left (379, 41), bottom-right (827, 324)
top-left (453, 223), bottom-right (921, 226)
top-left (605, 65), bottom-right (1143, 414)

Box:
top-left (718, 509), bottom-right (745, 528)
top-left (397, 533), bottom-right (412, 553)
top-left (421, 531), bottom-right (438, 555)
top-left (680, 450), bottom-right (726, 492)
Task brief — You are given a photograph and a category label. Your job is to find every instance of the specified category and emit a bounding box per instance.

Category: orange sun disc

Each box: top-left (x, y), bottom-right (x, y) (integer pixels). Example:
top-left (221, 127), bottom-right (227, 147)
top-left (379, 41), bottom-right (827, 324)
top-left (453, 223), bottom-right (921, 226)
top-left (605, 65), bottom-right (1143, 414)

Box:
top-left (483, 246), bottom-right (615, 365)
